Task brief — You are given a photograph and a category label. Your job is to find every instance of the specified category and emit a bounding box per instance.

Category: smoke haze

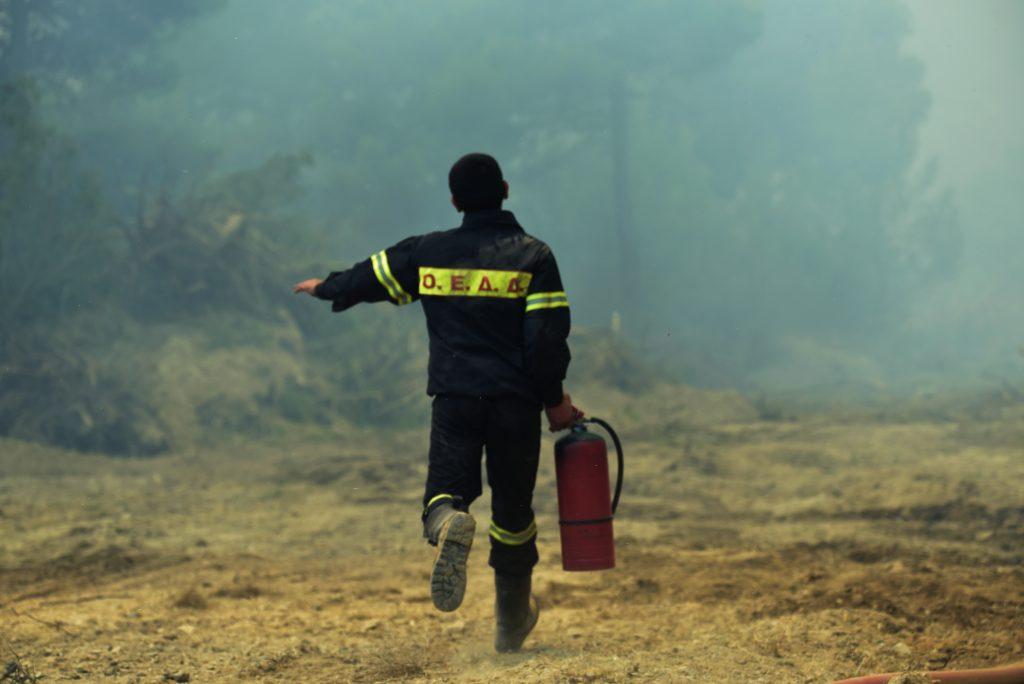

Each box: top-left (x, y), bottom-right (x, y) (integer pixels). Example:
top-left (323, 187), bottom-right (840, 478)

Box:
top-left (2, 0), bottom-right (1022, 450)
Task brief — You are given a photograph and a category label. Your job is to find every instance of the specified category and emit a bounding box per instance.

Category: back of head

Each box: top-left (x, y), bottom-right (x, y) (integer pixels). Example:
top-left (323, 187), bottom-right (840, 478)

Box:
top-left (449, 153), bottom-right (505, 212)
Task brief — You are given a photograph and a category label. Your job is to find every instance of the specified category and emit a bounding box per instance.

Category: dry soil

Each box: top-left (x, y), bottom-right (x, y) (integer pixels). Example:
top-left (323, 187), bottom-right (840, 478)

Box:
top-left (1, 404), bottom-right (1022, 682)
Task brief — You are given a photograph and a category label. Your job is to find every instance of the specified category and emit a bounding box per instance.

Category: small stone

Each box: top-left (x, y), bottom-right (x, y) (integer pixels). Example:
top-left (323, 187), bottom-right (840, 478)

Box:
top-left (892, 642), bottom-right (913, 657)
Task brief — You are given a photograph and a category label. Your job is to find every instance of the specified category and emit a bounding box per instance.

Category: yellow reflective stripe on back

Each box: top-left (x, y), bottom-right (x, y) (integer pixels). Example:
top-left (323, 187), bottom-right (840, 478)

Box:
top-left (524, 291), bottom-right (569, 313)
top-left (371, 250), bottom-right (412, 305)
top-left (418, 267), bottom-right (533, 298)
top-left (489, 520), bottom-right (537, 546)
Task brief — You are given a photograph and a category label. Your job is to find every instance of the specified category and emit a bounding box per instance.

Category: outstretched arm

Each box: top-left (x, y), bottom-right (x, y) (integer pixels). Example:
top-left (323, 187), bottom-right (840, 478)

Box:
top-left (292, 236), bottom-right (420, 312)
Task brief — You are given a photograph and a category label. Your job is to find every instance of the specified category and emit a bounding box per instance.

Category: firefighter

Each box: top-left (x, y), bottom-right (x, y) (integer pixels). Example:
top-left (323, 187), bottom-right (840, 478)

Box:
top-left (293, 153), bottom-right (579, 653)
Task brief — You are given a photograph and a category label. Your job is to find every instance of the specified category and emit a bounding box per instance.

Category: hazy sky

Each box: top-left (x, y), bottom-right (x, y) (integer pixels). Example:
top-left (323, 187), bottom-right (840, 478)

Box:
top-left (909, 0), bottom-right (1019, 196)
top-left (904, 0), bottom-right (1024, 192)
top-left (899, 0), bottom-right (1023, 377)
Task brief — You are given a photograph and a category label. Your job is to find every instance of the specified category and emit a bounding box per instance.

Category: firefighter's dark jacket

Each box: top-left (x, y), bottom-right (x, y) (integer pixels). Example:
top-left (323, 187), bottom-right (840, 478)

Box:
top-left (314, 210), bottom-right (571, 408)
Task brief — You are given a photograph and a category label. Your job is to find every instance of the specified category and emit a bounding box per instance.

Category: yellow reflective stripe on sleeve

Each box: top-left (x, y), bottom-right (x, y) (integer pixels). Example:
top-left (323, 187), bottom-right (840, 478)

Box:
top-left (526, 291), bottom-right (566, 302)
top-left (525, 300), bottom-right (569, 312)
top-left (371, 250), bottom-right (412, 305)
top-left (370, 252), bottom-right (396, 299)
top-left (418, 267), bottom-right (533, 298)
top-left (488, 520), bottom-right (537, 546)
top-left (524, 291), bottom-right (569, 313)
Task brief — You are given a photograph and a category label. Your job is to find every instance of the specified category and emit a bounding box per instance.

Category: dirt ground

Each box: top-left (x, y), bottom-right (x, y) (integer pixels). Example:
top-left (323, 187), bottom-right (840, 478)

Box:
top-left (1, 401), bottom-right (1023, 682)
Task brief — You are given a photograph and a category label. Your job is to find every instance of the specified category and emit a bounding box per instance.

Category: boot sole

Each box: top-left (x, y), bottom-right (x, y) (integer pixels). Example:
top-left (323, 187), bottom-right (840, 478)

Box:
top-left (430, 512), bottom-right (475, 612)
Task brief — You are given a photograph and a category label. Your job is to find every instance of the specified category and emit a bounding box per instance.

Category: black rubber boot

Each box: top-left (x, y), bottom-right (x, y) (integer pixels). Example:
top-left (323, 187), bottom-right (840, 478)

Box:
top-left (494, 572), bottom-right (539, 653)
top-left (424, 503), bottom-right (475, 612)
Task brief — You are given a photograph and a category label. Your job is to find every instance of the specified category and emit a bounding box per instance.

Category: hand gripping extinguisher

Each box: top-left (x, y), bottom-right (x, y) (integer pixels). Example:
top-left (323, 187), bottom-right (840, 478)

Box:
top-left (554, 418), bottom-right (624, 571)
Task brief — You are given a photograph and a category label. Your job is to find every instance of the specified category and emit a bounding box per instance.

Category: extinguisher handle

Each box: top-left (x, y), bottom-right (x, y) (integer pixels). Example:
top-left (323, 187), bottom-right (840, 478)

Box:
top-left (581, 417), bottom-right (624, 515)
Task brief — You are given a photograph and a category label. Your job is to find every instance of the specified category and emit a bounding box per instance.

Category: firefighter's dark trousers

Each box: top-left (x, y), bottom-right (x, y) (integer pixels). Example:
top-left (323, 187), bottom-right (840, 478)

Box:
top-left (422, 394), bottom-right (541, 576)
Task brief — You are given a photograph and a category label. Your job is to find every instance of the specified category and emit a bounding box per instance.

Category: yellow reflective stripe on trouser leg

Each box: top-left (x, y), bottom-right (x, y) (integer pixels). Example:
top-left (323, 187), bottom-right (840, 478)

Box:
top-left (371, 250), bottom-right (412, 305)
top-left (489, 520), bottom-right (537, 546)
top-left (525, 291), bottom-right (569, 313)
top-left (423, 493), bottom-right (454, 515)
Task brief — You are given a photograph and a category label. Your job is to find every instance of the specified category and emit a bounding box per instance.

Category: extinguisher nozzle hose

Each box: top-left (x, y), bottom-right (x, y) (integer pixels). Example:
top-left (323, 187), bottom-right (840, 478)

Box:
top-left (581, 418), bottom-right (624, 515)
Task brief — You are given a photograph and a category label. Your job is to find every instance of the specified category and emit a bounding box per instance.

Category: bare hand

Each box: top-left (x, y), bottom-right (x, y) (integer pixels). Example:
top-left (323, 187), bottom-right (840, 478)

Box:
top-left (545, 393), bottom-right (583, 432)
top-left (292, 278), bottom-right (323, 296)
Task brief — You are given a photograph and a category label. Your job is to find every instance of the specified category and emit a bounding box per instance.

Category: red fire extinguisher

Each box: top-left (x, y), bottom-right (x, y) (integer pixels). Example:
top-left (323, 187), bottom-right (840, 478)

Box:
top-left (554, 418), bottom-right (624, 571)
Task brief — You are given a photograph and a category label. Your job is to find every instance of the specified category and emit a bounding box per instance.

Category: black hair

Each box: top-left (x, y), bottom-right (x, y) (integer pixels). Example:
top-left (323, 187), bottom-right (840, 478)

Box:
top-left (448, 153), bottom-right (505, 212)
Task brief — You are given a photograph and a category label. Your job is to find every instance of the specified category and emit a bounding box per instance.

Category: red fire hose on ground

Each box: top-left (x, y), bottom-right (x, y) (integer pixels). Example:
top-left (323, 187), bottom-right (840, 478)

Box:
top-left (832, 663), bottom-right (1024, 683)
